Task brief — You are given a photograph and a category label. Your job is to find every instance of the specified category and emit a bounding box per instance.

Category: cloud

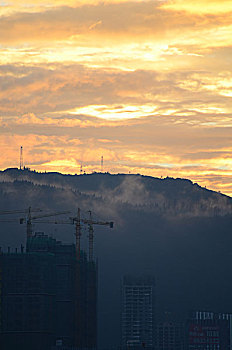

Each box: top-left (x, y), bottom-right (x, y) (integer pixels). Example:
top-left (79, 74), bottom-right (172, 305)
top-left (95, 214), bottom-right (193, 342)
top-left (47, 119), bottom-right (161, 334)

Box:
top-left (162, 0), bottom-right (232, 14)
top-left (100, 175), bottom-right (151, 206)
top-left (0, 0), bottom-right (232, 197)
top-left (0, 1), bottom-right (231, 46)
top-left (89, 20), bottom-right (102, 30)
top-left (1, 64), bottom-right (232, 118)
top-left (1, 109), bottom-right (232, 193)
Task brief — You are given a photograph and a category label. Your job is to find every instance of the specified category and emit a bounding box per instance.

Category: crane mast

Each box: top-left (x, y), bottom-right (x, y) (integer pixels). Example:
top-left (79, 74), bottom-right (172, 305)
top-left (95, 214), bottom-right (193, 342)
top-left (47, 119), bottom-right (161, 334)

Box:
top-left (82, 211), bottom-right (114, 262)
top-left (18, 208), bottom-right (70, 250)
top-left (32, 208), bottom-right (113, 262)
top-left (0, 206), bottom-right (113, 350)
top-left (0, 207), bottom-right (42, 240)
top-left (88, 211), bottom-right (94, 262)
top-left (0, 207), bottom-right (113, 262)
top-left (75, 208), bottom-right (81, 261)
top-left (26, 206), bottom-right (32, 239)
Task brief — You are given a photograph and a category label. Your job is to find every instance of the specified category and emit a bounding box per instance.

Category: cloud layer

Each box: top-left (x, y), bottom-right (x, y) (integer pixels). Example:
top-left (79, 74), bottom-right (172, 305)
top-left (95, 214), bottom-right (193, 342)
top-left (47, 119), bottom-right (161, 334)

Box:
top-left (0, 0), bottom-right (232, 195)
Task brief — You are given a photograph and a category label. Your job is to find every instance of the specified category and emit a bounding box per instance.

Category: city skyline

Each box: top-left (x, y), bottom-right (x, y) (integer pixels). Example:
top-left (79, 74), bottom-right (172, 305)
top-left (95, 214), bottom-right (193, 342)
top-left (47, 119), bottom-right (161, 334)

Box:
top-left (1, 0), bottom-right (232, 195)
top-left (1, 168), bottom-right (232, 348)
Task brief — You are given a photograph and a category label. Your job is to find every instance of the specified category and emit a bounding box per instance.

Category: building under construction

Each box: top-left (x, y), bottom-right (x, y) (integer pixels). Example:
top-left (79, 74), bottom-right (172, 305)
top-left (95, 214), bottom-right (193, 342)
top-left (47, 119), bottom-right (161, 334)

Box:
top-left (0, 207), bottom-right (110, 350)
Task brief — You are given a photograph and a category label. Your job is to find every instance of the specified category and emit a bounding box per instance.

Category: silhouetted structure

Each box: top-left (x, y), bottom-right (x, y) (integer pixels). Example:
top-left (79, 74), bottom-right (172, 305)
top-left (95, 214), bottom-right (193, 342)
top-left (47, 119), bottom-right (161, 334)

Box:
top-left (155, 322), bottom-right (184, 350)
top-left (186, 311), bottom-right (232, 350)
top-left (0, 232), bottom-right (97, 350)
top-left (121, 275), bottom-right (156, 349)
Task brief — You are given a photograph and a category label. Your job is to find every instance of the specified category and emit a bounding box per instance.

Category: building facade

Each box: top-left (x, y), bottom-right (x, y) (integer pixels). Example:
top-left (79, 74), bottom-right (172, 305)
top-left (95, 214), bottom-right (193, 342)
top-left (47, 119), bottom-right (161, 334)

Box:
top-left (186, 311), bottom-right (232, 350)
top-left (0, 232), bottom-right (97, 350)
top-left (155, 322), bottom-right (184, 350)
top-left (121, 275), bottom-right (155, 349)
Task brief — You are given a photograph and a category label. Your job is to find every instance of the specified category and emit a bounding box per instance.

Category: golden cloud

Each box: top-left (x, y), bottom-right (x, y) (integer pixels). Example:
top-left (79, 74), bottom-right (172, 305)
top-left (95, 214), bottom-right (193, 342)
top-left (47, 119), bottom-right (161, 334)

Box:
top-left (1, 121), bottom-right (232, 195)
top-left (162, 0), bottom-right (232, 14)
top-left (1, 1), bottom-right (231, 46)
top-left (0, 1), bottom-right (232, 196)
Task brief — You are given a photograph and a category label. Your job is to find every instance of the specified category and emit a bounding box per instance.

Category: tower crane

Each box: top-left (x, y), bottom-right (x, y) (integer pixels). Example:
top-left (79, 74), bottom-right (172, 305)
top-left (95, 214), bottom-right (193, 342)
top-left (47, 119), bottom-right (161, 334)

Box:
top-left (19, 207), bottom-right (70, 240)
top-left (0, 208), bottom-right (42, 216)
top-left (82, 210), bottom-right (113, 262)
top-left (0, 207), bottom-right (42, 227)
top-left (0, 207), bottom-right (113, 261)
top-left (33, 208), bottom-right (82, 260)
top-left (33, 208), bottom-right (114, 262)
top-left (0, 207), bottom-right (70, 251)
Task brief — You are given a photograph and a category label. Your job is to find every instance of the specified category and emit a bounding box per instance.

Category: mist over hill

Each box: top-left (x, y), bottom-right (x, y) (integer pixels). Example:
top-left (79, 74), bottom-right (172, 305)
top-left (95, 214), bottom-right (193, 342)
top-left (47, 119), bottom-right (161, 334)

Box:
top-left (1, 168), bottom-right (232, 347)
top-left (1, 168), bottom-right (232, 217)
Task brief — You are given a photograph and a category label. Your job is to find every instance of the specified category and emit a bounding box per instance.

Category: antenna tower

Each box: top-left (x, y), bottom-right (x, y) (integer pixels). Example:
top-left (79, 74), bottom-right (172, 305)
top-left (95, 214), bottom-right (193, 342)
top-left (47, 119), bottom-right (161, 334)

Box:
top-left (101, 156), bottom-right (103, 172)
top-left (20, 146), bottom-right (23, 170)
top-left (80, 162), bottom-right (83, 175)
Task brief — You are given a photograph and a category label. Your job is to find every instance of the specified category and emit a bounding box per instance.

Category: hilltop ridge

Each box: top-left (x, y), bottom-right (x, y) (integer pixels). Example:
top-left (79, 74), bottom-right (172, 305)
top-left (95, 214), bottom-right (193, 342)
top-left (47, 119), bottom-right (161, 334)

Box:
top-left (0, 168), bottom-right (231, 218)
top-left (1, 168), bottom-right (232, 347)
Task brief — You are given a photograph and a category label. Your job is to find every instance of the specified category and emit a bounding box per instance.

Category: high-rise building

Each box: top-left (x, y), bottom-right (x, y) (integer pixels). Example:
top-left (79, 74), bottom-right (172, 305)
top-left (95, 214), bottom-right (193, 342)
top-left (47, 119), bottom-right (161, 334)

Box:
top-left (121, 275), bottom-right (155, 349)
top-left (155, 322), bottom-right (184, 350)
top-left (0, 232), bottom-right (97, 350)
top-left (186, 311), bottom-right (232, 350)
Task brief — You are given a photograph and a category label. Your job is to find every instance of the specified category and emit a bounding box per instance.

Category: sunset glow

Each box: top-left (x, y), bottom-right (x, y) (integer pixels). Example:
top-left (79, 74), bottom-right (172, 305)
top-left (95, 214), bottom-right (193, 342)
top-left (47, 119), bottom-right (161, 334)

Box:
top-left (1, 0), bottom-right (232, 195)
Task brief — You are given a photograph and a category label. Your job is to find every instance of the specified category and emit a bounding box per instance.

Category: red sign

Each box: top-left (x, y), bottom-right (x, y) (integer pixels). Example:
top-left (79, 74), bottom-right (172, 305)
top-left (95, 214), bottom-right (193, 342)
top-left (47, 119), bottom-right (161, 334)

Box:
top-left (189, 324), bottom-right (220, 345)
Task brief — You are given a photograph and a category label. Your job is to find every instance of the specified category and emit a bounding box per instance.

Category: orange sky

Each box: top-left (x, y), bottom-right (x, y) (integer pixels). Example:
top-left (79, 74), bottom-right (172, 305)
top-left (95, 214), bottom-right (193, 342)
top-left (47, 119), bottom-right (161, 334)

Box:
top-left (1, 0), bottom-right (232, 196)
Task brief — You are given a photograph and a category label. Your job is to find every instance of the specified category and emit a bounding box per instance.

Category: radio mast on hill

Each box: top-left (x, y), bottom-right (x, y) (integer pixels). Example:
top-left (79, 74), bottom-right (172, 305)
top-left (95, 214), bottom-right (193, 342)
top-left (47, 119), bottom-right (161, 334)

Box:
top-left (101, 156), bottom-right (103, 172)
top-left (20, 146), bottom-right (23, 170)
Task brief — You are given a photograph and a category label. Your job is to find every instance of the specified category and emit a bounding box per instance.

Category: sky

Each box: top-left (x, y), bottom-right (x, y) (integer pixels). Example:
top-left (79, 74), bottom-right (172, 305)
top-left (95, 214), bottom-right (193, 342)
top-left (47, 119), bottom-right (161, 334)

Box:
top-left (0, 0), bottom-right (232, 196)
